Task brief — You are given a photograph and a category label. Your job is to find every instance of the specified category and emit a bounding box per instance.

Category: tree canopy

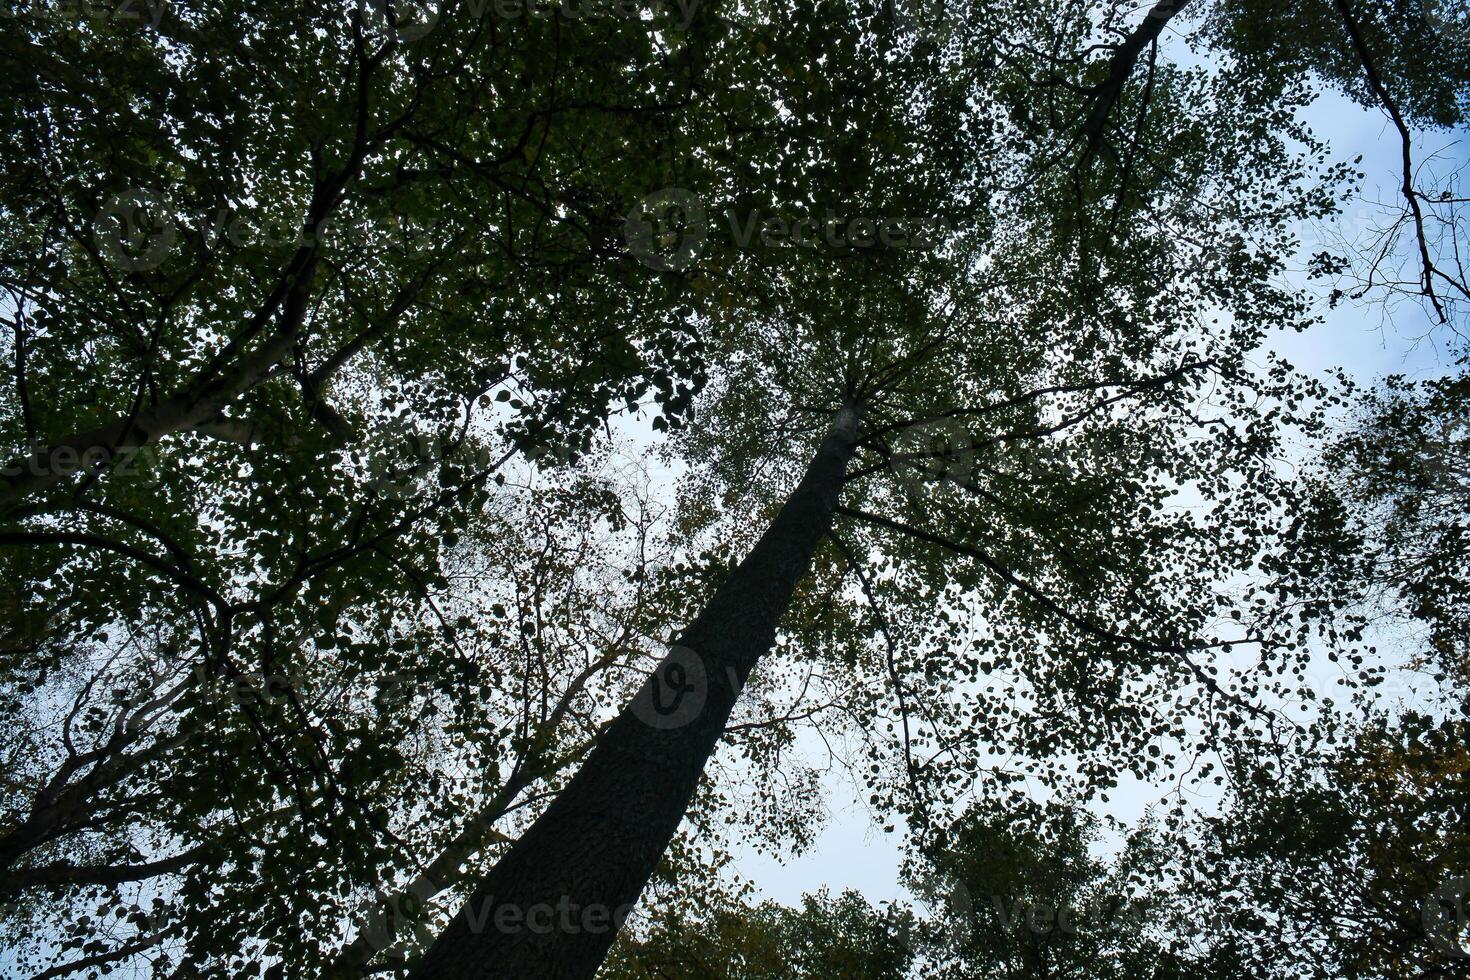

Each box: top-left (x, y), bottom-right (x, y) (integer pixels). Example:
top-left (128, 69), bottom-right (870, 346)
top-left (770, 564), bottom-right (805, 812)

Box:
top-left (2, 1), bottom-right (1468, 977)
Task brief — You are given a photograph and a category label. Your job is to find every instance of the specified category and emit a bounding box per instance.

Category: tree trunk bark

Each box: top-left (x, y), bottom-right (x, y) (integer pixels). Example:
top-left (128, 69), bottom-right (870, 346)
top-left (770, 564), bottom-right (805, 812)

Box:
top-left (408, 404), bottom-right (862, 979)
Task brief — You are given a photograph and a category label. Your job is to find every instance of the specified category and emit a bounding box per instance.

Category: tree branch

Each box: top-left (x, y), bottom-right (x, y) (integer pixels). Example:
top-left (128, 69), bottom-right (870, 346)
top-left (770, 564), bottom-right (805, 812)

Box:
top-left (1080, 0), bottom-right (1193, 161)
top-left (1332, 0), bottom-right (1453, 321)
top-left (833, 505), bottom-right (1265, 719)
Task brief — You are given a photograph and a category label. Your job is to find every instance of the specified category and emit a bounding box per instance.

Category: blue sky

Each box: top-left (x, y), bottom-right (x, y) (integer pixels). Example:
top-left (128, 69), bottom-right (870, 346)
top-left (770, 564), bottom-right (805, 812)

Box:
top-left (728, 76), bottom-right (1470, 914)
top-left (8, 12), bottom-right (1470, 977)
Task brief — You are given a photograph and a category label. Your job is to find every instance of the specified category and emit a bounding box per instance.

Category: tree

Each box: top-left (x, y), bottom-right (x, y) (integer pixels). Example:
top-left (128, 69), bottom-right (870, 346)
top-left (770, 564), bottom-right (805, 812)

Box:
top-left (603, 887), bottom-right (913, 980)
top-left (0, 457), bottom-right (677, 976)
top-left (884, 714), bottom-right (1470, 980)
top-left (4, 0), bottom-right (1470, 977)
top-left (407, 1), bottom-right (1403, 973)
top-left (1169, 711), bottom-right (1470, 978)
top-left (0, 1), bottom-right (895, 974)
top-left (904, 795), bottom-right (1195, 980)
top-left (0, 0), bottom-right (715, 893)
top-left (1275, 369), bottom-right (1470, 692)
top-left (1208, 0), bottom-right (1470, 324)
top-left (615, 725), bottom-right (1470, 980)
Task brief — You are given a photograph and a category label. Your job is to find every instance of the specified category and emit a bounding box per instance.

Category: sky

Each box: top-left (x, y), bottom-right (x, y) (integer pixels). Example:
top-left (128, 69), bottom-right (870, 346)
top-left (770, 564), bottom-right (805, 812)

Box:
top-left (724, 69), bottom-right (1470, 915)
top-left (7, 8), bottom-right (1470, 976)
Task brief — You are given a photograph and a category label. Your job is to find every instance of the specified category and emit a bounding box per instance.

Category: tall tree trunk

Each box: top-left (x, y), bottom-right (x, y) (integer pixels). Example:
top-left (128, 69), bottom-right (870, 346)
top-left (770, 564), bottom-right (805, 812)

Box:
top-left (409, 404), bottom-right (862, 979)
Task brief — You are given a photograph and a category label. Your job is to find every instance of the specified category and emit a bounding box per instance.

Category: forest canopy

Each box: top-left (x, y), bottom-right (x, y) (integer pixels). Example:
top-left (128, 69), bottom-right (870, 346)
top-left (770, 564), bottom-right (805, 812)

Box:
top-left (1, 0), bottom-right (1467, 977)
